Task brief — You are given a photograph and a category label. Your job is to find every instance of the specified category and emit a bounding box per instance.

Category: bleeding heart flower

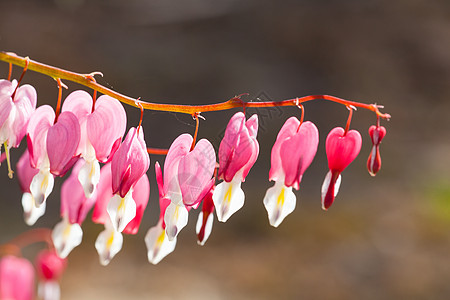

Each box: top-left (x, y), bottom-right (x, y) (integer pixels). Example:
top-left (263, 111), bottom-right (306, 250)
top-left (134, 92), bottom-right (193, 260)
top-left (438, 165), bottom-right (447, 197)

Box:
top-left (16, 150), bottom-right (44, 226)
top-left (0, 255), bottom-right (35, 300)
top-left (367, 125), bottom-right (386, 176)
top-left (263, 117), bottom-right (319, 227)
top-left (159, 134), bottom-right (216, 241)
top-left (35, 249), bottom-right (66, 300)
top-left (27, 105), bottom-right (81, 207)
top-left (92, 163), bottom-right (150, 265)
top-left (213, 112), bottom-right (259, 222)
top-left (321, 127), bottom-right (362, 210)
top-left (0, 79), bottom-right (37, 178)
top-left (62, 91), bottom-right (126, 198)
top-left (196, 185), bottom-right (215, 245)
top-left (145, 163), bottom-right (176, 265)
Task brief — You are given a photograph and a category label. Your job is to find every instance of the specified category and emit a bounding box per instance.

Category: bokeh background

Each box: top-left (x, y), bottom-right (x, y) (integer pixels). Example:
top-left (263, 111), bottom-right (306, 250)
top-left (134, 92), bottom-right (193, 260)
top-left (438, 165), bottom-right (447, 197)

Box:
top-left (1, 0), bottom-right (450, 299)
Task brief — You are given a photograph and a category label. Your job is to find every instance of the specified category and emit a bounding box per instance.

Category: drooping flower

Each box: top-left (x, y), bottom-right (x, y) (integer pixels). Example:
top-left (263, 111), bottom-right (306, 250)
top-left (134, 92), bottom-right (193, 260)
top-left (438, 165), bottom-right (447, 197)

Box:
top-left (16, 149), bottom-right (44, 226)
top-left (367, 125), bottom-right (386, 176)
top-left (52, 160), bottom-right (95, 258)
top-left (92, 163), bottom-right (150, 265)
top-left (108, 127), bottom-right (150, 233)
top-left (321, 127), bottom-right (362, 210)
top-left (35, 249), bottom-right (67, 300)
top-left (0, 79), bottom-right (37, 177)
top-left (145, 162), bottom-right (176, 264)
top-left (61, 91), bottom-right (126, 198)
top-left (263, 117), bottom-right (319, 227)
top-left (213, 112), bottom-right (259, 222)
top-left (160, 134), bottom-right (216, 241)
top-left (0, 255), bottom-right (35, 300)
top-left (196, 185), bottom-right (215, 245)
top-left (27, 105), bottom-right (80, 206)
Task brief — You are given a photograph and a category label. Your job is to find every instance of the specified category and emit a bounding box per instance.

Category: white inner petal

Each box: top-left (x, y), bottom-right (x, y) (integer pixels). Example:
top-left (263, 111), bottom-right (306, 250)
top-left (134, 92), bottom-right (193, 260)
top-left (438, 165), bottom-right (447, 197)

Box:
top-left (22, 192), bottom-right (46, 226)
top-left (30, 169), bottom-right (54, 207)
top-left (107, 190), bottom-right (137, 233)
top-left (95, 223), bottom-right (123, 266)
top-left (212, 177), bottom-right (245, 223)
top-left (145, 220), bottom-right (177, 265)
top-left (38, 280), bottom-right (60, 300)
top-left (52, 217), bottom-right (83, 259)
top-left (263, 181), bottom-right (297, 228)
top-left (163, 202), bottom-right (189, 241)
top-left (78, 159), bottom-right (101, 198)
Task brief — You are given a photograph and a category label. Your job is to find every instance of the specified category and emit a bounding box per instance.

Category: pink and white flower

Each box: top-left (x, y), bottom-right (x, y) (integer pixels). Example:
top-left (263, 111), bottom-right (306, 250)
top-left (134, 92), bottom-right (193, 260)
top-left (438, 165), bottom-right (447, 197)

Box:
top-left (321, 127), bottom-right (362, 210)
top-left (263, 117), bottom-right (319, 227)
top-left (213, 112), bottom-right (259, 222)
top-left (35, 249), bottom-right (66, 300)
top-left (0, 79), bottom-right (37, 177)
top-left (367, 125), bottom-right (386, 176)
top-left (61, 91), bottom-right (126, 198)
top-left (159, 134), bottom-right (216, 241)
top-left (92, 163), bottom-right (150, 265)
top-left (16, 150), bottom-right (43, 226)
top-left (27, 105), bottom-right (80, 206)
top-left (196, 185), bottom-right (215, 245)
top-left (145, 163), bottom-right (176, 264)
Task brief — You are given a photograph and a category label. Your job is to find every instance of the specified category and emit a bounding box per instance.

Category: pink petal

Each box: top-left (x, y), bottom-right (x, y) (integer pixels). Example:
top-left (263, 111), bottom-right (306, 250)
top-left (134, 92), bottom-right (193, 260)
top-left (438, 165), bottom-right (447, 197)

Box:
top-left (178, 138), bottom-right (216, 206)
top-left (92, 163), bottom-right (114, 225)
top-left (326, 127), bottom-right (362, 172)
top-left (87, 95), bottom-right (126, 162)
top-left (27, 105), bottom-right (55, 169)
top-left (111, 127), bottom-right (150, 197)
top-left (61, 90), bottom-right (93, 121)
top-left (16, 150), bottom-right (39, 193)
top-left (35, 249), bottom-right (66, 281)
top-left (60, 161), bottom-right (96, 224)
top-left (0, 80), bottom-right (14, 127)
top-left (163, 134), bottom-right (192, 197)
top-left (47, 111), bottom-right (81, 176)
top-left (0, 255), bottom-right (35, 300)
top-left (123, 173), bottom-right (150, 235)
top-left (218, 113), bottom-right (259, 182)
top-left (8, 85), bottom-right (37, 147)
top-left (281, 121), bottom-right (319, 189)
top-left (268, 117), bottom-right (300, 182)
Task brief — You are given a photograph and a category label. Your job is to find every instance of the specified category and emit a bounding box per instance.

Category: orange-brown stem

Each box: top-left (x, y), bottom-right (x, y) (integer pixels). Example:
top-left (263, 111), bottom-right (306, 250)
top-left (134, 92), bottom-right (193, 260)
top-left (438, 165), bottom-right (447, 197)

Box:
top-left (0, 228), bottom-right (54, 255)
top-left (191, 113), bottom-right (200, 151)
top-left (54, 78), bottom-right (63, 122)
top-left (11, 58), bottom-right (29, 101)
top-left (147, 147), bottom-right (169, 155)
top-left (344, 106), bottom-right (354, 135)
top-left (0, 52), bottom-right (391, 119)
top-left (7, 62), bottom-right (12, 81)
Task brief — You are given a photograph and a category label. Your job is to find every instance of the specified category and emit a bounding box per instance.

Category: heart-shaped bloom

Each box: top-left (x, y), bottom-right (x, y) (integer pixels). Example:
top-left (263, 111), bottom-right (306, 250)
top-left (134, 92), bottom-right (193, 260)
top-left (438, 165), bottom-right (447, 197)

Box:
top-left (52, 161), bottom-right (95, 259)
top-left (145, 163), bottom-right (176, 265)
top-left (35, 249), bottom-right (67, 300)
top-left (92, 163), bottom-right (150, 265)
top-left (196, 185), bottom-right (215, 245)
top-left (213, 112), bottom-right (259, 222)
top-left (16, 150), bottom-right (44, 226)
top-left (0, 79), bottom-right (37, 177)
top-left (263, 117), bottom-right (319, 227)
top-left (27, 105), bottom-right (81, 206)
top-left (160, 134), bottom-right (216, 241)
top-left (0, 255), bottom-right (35, 300)
top-left (367, 125), bottom-right (386, 176)
top-left (62, 91), bottom-right (126, 198)
top-left (321, 127), bottom-right (362, 210)
top-left (109, 127), bottom-right (150, 235)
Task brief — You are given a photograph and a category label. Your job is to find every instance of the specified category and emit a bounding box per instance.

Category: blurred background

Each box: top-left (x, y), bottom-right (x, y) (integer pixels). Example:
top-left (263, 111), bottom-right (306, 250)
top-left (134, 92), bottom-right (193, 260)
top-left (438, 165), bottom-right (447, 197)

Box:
top-left (1, 0), bottom-right (450, 299)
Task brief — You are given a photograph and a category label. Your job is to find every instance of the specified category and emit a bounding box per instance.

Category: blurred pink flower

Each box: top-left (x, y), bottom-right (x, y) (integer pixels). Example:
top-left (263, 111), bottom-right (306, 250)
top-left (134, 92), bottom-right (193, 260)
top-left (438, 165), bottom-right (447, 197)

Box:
top-left (0, 255), bottom-right (35, 300)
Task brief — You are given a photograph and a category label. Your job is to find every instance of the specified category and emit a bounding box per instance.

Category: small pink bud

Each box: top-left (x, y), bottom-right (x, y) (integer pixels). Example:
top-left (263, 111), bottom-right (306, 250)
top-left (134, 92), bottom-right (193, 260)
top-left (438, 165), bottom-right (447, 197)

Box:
top-left (367, 125), bottom-right (386, 176)
top-left (35, 250), bottom-right (67, 281)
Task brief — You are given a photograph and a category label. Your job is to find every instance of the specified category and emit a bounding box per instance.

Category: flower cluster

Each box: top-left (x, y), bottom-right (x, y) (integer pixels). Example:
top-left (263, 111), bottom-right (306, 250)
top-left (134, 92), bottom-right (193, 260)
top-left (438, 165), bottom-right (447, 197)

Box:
top-left (1, 69), bottom-right (388, 276)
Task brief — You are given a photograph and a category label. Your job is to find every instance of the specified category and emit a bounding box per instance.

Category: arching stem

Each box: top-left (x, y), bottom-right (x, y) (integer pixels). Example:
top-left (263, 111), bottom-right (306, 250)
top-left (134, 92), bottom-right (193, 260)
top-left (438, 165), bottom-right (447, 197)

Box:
top-left (10, 57), bottom-right (29, 101)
